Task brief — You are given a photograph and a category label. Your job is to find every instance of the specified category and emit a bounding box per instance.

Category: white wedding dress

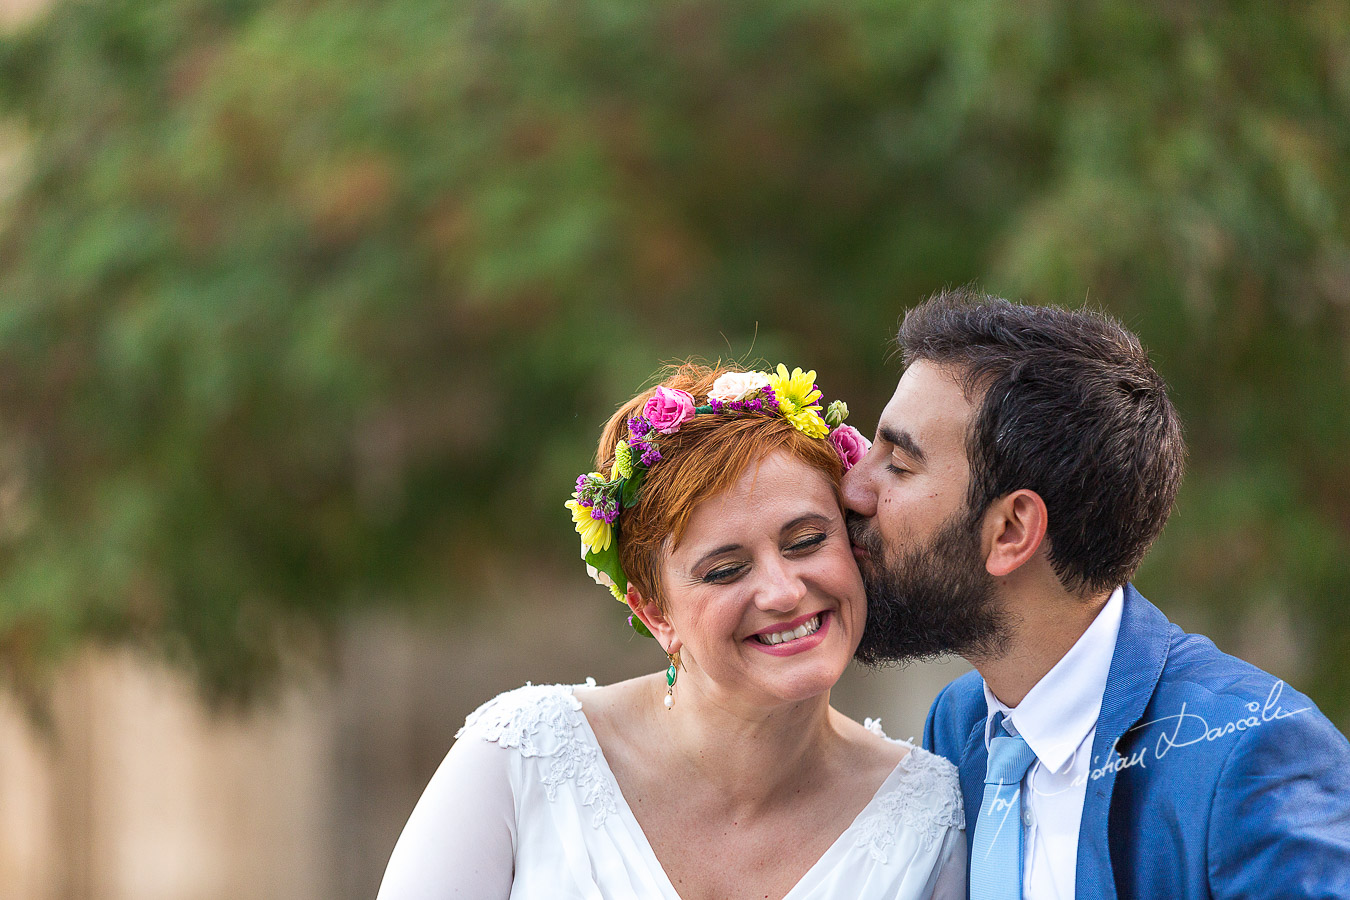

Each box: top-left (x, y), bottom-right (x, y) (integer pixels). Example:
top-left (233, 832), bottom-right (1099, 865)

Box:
top-left (378, 682), bottom-right (967, 900)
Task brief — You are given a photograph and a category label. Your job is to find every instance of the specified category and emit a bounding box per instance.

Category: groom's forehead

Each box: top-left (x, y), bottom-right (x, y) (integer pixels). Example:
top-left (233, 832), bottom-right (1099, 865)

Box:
top-left (878, 361), bottom-right (976, 453)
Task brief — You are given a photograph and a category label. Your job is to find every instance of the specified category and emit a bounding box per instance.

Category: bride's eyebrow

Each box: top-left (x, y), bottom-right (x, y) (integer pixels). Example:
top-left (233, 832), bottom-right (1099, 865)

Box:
top-left (692, 543), bottom-right (742, 569)
top-left (780, 513), bottom-right (831, 534)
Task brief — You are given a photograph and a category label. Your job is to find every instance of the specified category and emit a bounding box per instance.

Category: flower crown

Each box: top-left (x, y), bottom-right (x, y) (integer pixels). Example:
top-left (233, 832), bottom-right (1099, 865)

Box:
top-left (566, 364), bottom-right (871, 637)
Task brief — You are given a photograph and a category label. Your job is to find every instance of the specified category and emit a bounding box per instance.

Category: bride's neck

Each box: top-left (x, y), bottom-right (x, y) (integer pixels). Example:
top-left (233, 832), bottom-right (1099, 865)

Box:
top-left (649, 677), bottom-right (842, 807)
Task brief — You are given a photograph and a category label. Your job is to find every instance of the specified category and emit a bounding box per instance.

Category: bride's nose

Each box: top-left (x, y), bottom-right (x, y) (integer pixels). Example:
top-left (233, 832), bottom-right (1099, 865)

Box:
top-left (754, 557), bottom-right (808, 611)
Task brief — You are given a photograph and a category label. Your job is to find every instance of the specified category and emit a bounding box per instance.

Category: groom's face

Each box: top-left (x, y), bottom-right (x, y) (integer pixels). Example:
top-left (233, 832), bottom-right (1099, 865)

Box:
top-left (841, 361), bottom-right (1008, 662)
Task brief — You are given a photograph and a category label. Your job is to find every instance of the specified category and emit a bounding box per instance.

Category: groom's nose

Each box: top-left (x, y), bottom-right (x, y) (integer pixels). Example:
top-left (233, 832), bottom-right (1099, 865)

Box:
top-left (841, 451), bottom-right (878, 517)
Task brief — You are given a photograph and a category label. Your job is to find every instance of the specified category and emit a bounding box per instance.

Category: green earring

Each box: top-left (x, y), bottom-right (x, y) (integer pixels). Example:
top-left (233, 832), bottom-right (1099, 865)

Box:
top-left (664, 652), bottom-right (678, 710)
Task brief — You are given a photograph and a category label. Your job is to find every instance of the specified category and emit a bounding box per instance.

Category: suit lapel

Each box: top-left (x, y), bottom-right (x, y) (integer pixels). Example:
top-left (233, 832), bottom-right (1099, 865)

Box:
top-left (960, 716), bottom-right (987, 837)
top-left (1074, 585), bottom-right (1173, 900)
top-left (959, 715), bottom-right (987, 884)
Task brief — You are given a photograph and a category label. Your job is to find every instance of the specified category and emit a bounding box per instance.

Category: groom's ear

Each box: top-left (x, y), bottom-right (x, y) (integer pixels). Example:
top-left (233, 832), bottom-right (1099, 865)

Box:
top-left (983, 489), bottom-right (1048, 578)
top-left (626, 587), bottom-right (680, 654)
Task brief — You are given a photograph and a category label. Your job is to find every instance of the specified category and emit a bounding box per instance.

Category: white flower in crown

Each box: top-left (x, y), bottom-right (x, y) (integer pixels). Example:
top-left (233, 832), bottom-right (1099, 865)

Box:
top-left (707, 370), bottom-right (772, 403)
top-left (581, 545), bottom-right (615, 589)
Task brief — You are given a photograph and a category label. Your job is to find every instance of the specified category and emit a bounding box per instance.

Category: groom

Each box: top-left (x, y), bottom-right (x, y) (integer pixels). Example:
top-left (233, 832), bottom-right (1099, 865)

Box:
top-left (843, 288), bottom-right (1350, 899)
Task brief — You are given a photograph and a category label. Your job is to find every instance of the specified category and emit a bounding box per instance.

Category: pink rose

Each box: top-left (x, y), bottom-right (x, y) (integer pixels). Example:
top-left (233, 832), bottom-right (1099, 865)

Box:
top-left (829, 425), bottom-right (871, 470)
top-left (643, 386), bottom-right (697, 434)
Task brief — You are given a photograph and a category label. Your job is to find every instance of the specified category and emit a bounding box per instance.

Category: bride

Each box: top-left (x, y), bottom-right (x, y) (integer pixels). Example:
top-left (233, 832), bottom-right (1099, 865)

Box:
top-left (377, 363), bottom-right (965, 899)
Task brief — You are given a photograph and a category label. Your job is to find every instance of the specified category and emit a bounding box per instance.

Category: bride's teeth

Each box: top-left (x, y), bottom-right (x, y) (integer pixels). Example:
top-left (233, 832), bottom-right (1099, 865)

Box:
top-left (756, 614), bottom-right (821, 645)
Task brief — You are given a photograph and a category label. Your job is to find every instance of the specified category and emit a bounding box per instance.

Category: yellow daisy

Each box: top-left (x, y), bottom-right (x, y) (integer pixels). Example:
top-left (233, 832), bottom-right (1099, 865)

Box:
top-left (770, 364), bottom-right (829, 438)
top-left (566, 496), bottom-right (613, 553)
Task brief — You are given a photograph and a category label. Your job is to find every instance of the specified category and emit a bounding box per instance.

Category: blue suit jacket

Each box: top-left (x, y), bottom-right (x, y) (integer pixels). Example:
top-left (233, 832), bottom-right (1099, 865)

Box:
top-left (923, 584), bottom-right (1350, 899)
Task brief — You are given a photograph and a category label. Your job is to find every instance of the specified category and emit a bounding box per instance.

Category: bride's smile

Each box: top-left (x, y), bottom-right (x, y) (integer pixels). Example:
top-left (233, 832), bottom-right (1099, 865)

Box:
top-left (747, 609), bottom-right (827, 651)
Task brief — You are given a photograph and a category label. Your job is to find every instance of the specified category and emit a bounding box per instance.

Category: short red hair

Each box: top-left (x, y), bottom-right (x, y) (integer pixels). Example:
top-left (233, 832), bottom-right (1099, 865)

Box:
top-left (594, 362), bottom-right (845, 609)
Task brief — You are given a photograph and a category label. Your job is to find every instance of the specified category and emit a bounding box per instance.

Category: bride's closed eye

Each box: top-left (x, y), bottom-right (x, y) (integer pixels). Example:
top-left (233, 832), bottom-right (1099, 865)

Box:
top-left (702, 562), bottom-right (747, 584)
top-left (702, 564), bottom-right (745, 585)
top-left (786, 532), bottom-right (827, 553)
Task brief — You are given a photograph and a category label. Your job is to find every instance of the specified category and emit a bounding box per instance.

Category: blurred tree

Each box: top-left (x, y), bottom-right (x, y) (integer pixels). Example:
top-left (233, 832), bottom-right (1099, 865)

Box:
top-left (0, 0), bottom-right (1346, 712)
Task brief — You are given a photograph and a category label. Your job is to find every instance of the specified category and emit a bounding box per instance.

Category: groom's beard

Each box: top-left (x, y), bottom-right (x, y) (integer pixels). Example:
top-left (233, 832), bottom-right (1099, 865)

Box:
top-left (848, 508), bottom-right (1009, 664)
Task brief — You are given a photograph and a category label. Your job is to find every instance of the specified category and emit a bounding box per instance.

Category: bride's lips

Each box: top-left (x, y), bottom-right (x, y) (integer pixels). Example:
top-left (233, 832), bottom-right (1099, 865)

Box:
top-left (745, 610), bottom-right (832, 657)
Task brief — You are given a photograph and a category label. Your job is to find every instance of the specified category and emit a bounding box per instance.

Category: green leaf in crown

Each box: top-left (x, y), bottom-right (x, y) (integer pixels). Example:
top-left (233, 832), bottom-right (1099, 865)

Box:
top-left (621, 469), bottom-right (645, 508)
top-left (584, 538), bottom-right (627, 601)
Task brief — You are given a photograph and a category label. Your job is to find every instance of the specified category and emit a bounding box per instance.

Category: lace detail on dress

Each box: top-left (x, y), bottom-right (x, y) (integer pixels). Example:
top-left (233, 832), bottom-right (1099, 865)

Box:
top-left (457, 680), bottom-right (618, 828)
top-left (853, 744), bottom-right (965, 864)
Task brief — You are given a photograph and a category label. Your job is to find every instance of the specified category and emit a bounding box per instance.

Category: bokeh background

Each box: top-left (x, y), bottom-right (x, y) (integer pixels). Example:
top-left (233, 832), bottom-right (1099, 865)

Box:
top-left (0, 0), bottom-right (1347, 897)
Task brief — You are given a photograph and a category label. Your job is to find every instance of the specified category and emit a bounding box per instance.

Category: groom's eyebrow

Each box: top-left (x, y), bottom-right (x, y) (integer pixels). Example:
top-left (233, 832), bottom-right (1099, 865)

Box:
top-left (878, 426), bottom-right (927, 464)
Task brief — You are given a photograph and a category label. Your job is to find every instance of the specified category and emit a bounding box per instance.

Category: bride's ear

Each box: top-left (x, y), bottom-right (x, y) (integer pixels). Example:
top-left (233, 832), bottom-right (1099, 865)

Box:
top-left (626, 586), bottom-right (680, 654)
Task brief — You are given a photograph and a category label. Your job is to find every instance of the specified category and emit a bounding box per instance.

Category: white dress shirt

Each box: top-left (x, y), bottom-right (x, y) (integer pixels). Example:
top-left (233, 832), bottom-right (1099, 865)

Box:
top-left (981, 586), bottom-right (1123, 900)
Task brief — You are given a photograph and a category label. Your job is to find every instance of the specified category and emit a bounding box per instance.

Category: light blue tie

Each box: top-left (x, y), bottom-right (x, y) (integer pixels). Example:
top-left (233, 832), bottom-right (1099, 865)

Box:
top-left (970, 724), bottom-right (1038, 900)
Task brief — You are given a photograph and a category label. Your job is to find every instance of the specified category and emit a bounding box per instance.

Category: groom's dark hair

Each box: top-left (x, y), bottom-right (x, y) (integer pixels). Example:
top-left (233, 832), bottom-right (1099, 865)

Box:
top-left (898, 287), bottom-right (1185, 595)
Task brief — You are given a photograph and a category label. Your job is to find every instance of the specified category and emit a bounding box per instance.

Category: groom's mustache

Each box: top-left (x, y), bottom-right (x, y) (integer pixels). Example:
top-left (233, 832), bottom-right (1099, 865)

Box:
top-left (845, 511), bottom-right (884, 563)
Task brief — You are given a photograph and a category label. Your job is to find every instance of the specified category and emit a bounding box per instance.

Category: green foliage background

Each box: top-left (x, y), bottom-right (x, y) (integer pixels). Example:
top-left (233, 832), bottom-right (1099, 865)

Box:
top-left (0, 0), bottom-right (1347, 713)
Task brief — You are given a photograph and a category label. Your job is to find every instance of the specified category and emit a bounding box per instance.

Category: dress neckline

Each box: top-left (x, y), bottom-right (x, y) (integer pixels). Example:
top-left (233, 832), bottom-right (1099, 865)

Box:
top-left (568, 685), bottom-right (916, 900)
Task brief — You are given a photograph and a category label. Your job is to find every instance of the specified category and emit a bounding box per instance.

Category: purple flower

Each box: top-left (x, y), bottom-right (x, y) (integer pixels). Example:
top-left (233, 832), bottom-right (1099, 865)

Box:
top-left (586, 492), bottom-right (620, 523)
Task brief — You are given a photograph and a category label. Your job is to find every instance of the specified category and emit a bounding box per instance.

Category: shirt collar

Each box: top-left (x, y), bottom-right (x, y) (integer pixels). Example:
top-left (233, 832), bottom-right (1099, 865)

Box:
top-left (982, 585), bottom-right (1124, 774)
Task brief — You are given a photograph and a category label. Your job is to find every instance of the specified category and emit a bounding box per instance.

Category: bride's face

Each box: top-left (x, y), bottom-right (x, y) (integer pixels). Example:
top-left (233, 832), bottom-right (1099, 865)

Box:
top-left (655, 449), bottom-right (866, 708)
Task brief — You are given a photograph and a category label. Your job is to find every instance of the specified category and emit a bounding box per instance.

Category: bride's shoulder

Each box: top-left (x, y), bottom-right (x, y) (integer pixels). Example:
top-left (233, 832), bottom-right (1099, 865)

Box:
top-left (892, 743), bottom-right (962, 800)
top-left (843, 723), bottom-right (965, 864)
top-left (858, 717), bottom-right (958, 772)
top-left (858, 718), bottom-right (963, 822)
top-left (453, 678), bottom-right (626, 830)
top-left (455, 679), bottom-right (595, 749)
